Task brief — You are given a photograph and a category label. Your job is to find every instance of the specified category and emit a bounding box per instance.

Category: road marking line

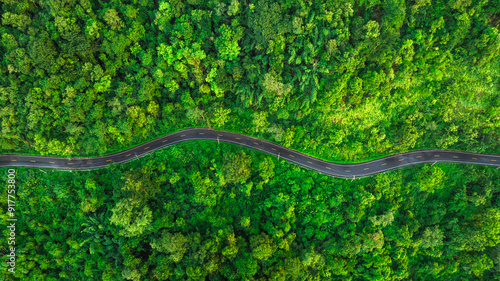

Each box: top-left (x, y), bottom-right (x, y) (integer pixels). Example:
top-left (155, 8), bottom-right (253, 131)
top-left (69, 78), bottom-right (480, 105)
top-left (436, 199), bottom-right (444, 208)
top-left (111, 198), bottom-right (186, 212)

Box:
top-left (199, 133), bottom-right (204, 135)
top-left (345, 170), bottom-right (351, 172)
top-left (144, 147), bottom-right (149, 150)
top-left (106, 160), bottom-right (112, 162)
top-left (472, 157), bottom-right (478, 160)
top-left (162, 139), bottom-right (168, 142)
top-left (236, 137), bottom-right (241, 140)
top-left (382, 163), bottom-right (387, 166)
top-left (30, 160), bottom-right (36, 162)
top-left (180, 134), bottom-right (186, 137)
top-left (364, 168), bottom-right (369, 170)
top-left (11, 160), bottom-right (17, 162)
top-left (253, 142), bottom-right (259, 145)
top-left (416, 156), bottom-right (422, 158)
top-left (49, 162), bottom-right (54, 163)
top-left (453, 156), bottom-right (458, 158)
top-left (126, 154), bottom-right (131, 157)
top-left (326, 166), bottom-right (331, 169)
top-left (289, 154), bottom-right (295, 157)
top-left (68, 163), bottom-right (73, 164)
top-left (434, 155), bottom-right (440, 157)
top-left (307, 161), bottom-right (313, 164)
top-left (271, 148), bottom-right (276, 151)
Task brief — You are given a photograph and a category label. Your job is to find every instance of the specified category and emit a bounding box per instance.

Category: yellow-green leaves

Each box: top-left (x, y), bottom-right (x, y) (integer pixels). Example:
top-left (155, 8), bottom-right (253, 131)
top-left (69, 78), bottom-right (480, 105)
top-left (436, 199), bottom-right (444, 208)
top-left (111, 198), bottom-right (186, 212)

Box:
top-left (215, 23), bottom-right (244, 61)
top-left (103, 9), bottom-right (124, 31)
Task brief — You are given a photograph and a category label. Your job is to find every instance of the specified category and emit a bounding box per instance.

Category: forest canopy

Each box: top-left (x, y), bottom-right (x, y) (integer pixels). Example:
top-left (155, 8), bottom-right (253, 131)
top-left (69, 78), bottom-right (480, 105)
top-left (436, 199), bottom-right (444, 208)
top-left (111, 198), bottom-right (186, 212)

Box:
top-left (1, 141), bottom-right (500, 280)
top-left (0, 0), bottom-right (499, 161)
top-left (1, 0), bottom-right (500, 280)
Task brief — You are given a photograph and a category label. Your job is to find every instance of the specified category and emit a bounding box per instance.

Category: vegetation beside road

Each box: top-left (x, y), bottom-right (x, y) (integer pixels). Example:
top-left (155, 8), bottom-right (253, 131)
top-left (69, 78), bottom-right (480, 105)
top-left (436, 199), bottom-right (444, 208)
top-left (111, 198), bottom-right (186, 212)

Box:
top-left (1, 141), bottom-right (500, 280)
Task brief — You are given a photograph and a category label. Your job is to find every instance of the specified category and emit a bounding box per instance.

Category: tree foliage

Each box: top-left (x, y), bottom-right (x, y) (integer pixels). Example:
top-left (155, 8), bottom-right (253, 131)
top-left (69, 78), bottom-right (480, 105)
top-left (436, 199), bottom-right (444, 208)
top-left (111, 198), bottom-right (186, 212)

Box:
top-left (0, 0), bottom-right (497, 160)
top-left (2, 141), bottom-right (499, 280)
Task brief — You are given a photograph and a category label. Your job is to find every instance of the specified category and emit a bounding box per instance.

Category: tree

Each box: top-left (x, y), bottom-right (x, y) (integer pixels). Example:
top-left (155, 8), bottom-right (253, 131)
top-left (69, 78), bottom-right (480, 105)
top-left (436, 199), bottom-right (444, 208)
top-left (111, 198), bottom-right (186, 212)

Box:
top-left (247, 0), bottom-right (291, 50)
top-left (94, 75), bottom-right (111, 93)
top-left (416, 165), bottom-right (446, 193)
top-left (222, 233), bottom-right (240, 260)
top-left (261, 71), bottom-right (292, 99)
top-left (462, 254), bottom-right (494, 278)
top-left (215, 23), bottom-right (243, 61)
top-left (210, 106), bottom-right (231, 128)
top-left (485, 243), bottom-right (500, 273)
top-left (250, 233), bottom-right (276, 260)
top-left (451, 208), bottom-right (500, 252)
top-left (369, 210), bottom-right (394, 228)
top-left (1, 12), bottom-right (31, 30)
top-left (223, 151), bottom-right (252, 184)
top-left (284, 257), bottom-right (303, 279)
top-left (252, 111), bottom-right (269, 133)
top-left (27, 31), bottom-right (57, 71)
top-left (361, 230), bottom-right (385, 253)
top-left (150, 231), bottom-right (188, 263)
top-left (127, 20), bottom-right (145, 42)
top-left (227, 0), bottom-right (240, 16)
top-left (419, 226), bottom-right (444, 249)
top-left (103, 9), bottom-right (124, 31)
top-left (258, 156), bottom-right (275, 184)
top-left (186, 106), bottom-right (206, 124)
top-left (122, 267), bottom-right (141, 281)
top-left (233, 252), bottom-right (259, 278)
top-left (109, 198), bottom-right (153, 237)
top-left (301, 246), bottom-right (324, 269)
top-left (364, 20), bottom-right (380, 39)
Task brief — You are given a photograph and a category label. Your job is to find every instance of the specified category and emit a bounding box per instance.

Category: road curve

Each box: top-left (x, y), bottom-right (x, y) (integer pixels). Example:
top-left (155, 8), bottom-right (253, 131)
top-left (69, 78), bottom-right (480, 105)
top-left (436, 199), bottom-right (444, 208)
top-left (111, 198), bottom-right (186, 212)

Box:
top-left (1, 128), bottom-right (499, 178)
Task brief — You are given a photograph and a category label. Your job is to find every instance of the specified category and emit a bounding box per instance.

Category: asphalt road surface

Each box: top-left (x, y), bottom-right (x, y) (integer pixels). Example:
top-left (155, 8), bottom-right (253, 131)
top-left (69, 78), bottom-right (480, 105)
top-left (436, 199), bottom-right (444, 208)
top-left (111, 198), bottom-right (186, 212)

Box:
top-left (1, 128), bottom-right (499, 178)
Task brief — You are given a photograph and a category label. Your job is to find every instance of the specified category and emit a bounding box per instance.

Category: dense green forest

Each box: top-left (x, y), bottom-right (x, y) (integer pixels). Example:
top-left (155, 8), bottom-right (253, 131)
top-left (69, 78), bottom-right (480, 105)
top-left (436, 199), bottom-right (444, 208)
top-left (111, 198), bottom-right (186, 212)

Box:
top-left (2, 0), bottom-right (500, 280)
top-left (1, 0), bottom-right (499, 161)
top-left (1, 141), bottom-right (500, 280)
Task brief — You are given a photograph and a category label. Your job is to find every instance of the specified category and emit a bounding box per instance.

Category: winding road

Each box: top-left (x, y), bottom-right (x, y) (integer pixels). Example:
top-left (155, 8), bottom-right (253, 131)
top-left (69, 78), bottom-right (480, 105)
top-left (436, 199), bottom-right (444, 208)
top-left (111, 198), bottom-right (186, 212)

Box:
top-left (1, 128), bottom-right (499, 178)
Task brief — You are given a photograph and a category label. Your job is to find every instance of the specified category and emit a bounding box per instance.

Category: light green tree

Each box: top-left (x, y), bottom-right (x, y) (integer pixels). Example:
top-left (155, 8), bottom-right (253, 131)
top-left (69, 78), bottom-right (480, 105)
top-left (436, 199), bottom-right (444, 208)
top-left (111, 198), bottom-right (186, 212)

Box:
top-left (369, 210), bottom-right (394, 228)
top-left (151, 231), bottom-right (189, 263)
top-left (250, 233), bottom-right (276, 260)
top-left (417, 165), bottom-right (446, 193)
top-left (364, 20), bottom-right (380, 39)
top-left (104, 9), bottom-right (124, 30)
top-left (223, 152), bottom-right (252, 184)
top-left (252, 111), bottom-right (269, 133)
top-left (258, 157), bottom-right (275, 183)
top-left (261, 72), bottom-right (292, 99)
top-left (122, 267), bottom-right (141, 281)
top-left (215, 23), bottom-right (244, 61)
top-left (420, 226), bottom-right (444, 249)
top-left (109, 199), bottom-right (153, 237)
top-left (227, 0), bottom-right (240, 16)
